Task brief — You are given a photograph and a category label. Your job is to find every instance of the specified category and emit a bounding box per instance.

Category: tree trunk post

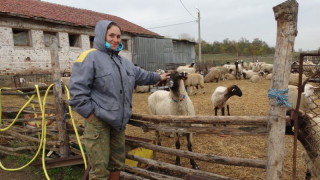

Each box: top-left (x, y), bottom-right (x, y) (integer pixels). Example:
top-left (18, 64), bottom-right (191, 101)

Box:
top-left (50, 36), bottom-right (69, 157)
top-left (267, 0), bottom-right (298, 179)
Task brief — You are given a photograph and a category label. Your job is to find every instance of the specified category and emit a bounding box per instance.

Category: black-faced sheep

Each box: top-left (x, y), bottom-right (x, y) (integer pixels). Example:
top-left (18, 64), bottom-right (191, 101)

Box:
top-left (211, 85), bottom-right (243, 116)
top-left (148, 71), bottom-right (199, 169)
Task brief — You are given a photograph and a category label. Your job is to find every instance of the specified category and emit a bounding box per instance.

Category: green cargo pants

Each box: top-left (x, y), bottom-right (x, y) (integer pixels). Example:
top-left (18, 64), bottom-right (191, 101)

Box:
top-left (84, 115), bottom-right (125, 180)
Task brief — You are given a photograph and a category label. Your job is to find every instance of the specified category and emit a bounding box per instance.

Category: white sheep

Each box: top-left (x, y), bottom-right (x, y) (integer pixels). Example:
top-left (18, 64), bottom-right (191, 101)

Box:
top-left (287, 84), bottom-right (316, 113)
top-left (250, 74), bottom-right (261, 83)
top-left (288, 73), bottom-right (308, 86)
top-left (260, 63), bottom-right (273, 74)
top-left (176, 63), bottom-right (196, 74)
top-left (134, 85), bottom-right (152, 93)
top-left (183, 73), bottom-right (205, 95)
top-left (211, 85), bottom-right (243, 116)
top-left (204, 68), bottom-right (222, 83)
top-left (211, 66), bottom-right (229, 80)
top-left (265, 73), bottom-right (272, 80)
top-left (148, 71), bottom-right (199, 169)
top-left (242, 69), bottom-right (259, 79)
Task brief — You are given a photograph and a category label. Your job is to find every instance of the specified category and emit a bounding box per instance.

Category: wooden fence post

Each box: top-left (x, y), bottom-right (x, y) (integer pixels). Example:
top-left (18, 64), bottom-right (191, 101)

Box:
top-left (50, 36), bottom-right (69, 157)
top-left (267, 0), bottom-right (298, 179)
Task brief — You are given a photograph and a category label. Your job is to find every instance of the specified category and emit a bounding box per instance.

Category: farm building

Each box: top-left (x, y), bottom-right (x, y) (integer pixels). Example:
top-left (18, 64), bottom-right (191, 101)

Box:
top-left (0, 0), bottom-right (195, 86)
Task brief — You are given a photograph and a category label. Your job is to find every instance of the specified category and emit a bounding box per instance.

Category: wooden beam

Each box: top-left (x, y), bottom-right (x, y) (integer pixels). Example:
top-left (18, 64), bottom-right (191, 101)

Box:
top-left (267, 1), bottom-right (298, 180)
top-left (126, 154), bottom-right (237, 180)
top-left (126, 139), bottom-right (266, 169)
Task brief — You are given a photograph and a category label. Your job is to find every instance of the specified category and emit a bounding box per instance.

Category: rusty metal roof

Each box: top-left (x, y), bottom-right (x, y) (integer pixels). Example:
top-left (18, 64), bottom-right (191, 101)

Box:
top-left (0, 0), bottom-right (160, 37)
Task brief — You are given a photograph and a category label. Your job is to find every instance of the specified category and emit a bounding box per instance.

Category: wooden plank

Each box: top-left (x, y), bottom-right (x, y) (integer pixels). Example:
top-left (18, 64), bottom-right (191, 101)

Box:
top-left (126, 154), bottom-right (237, 180)
top-left (126, 139), bottom-right (266, 169)
top-left (124, 165), bottom-right (183, 180)
top-left (50, 36), bottom-right (69, 157)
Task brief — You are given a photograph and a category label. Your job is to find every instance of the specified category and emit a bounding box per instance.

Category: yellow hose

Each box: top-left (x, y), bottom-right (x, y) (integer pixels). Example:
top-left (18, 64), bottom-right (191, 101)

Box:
top-left (65, 85), bottom-right (87, 169)
top-left (0, 84), bottom-right (87, 179)
top-left (0, 85), bottom-right (45, 172)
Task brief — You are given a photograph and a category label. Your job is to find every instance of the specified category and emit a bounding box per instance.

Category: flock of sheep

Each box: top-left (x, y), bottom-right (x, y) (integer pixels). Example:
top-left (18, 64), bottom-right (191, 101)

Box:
top-left (134, 60), bottom-right (320, 179)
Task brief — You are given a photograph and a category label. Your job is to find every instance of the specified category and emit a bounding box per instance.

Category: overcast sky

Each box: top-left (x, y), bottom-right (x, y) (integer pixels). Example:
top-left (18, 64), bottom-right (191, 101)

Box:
top-left (42, 0), bottom-right (320, 51)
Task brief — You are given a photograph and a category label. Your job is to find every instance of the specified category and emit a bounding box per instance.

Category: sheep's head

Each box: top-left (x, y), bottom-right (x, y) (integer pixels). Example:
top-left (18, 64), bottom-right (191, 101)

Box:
top-left (167, 71), bottom-right (187, 92)
top-left (229, 85), bottom-right (242, 97)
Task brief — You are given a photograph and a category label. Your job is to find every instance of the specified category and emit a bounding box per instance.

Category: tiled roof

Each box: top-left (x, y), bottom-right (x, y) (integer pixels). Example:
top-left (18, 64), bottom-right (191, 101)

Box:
top-left (0, 0), bottom-right (160, 37)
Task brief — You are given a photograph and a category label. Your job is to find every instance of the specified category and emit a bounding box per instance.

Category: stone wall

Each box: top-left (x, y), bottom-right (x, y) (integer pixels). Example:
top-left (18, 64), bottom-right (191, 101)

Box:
top-left (0, 17), bottom-right (133, 79)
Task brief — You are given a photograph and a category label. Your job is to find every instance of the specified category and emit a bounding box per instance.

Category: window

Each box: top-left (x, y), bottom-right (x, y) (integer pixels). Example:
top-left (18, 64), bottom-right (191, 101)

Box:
top-left (13, 28), bottom-right (31, 46)
top-left (122, 39), bottom-right (128, 50)
top-left (43, 31), bottom-right (57, 47)
top-left (69, 34), bottom-right (81, 47)
top-left (90, 36), bottom-right (94, 48)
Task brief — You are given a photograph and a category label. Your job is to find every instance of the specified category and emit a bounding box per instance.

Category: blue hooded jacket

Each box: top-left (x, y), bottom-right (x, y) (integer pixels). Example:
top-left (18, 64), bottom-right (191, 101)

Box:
top-left (68, 20), bottom-right (161, 131)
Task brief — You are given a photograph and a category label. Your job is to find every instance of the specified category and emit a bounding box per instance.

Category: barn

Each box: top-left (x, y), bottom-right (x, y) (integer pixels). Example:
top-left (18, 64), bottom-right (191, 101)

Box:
top-left (0, 0), bottom-right (195, 86)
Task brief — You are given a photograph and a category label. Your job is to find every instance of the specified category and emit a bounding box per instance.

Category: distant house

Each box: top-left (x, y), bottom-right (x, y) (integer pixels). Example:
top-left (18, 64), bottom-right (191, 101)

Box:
top-left (0, 0), bottom-right (195, 85)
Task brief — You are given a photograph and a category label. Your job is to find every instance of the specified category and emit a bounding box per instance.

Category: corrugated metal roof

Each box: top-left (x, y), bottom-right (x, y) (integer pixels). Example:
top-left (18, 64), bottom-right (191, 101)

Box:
top-left (0, 0), bottom-right (160, 37)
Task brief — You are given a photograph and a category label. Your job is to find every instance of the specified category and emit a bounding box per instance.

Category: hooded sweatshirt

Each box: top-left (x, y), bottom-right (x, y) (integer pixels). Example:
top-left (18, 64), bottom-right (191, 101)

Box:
top-left (68, 20), bottom-right (161, 131)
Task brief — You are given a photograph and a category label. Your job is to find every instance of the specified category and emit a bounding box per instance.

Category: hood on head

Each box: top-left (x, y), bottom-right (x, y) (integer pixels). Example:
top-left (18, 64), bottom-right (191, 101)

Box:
top-left (93, 20), bottom-right (112, 52)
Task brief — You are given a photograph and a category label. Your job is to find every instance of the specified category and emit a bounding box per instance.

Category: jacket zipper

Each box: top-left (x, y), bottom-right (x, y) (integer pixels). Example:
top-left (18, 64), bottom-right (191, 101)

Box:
top-left (111, 57), bottom-right (125, 130)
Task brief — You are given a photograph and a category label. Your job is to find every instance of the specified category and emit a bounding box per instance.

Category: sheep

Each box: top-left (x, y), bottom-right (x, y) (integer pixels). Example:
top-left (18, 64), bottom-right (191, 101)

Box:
top-left (211, 85), bottom-right (242, 116)
top-left (240, 60), bottom-right (248, 70)
top-left (225, 73), bottom-right (236, 80)
top-left (265, 73), bottom-right (272, 80)
top-left (242, 70), bottom-right (259, 79)
top-left (209, 66), bottom-right (228, 81)
top-left (288, 73), bottom-right (308, 86)
top-left (250, 75), bottom-right (261, 83)
top-left (183, 73), bottom-right (205, 95)
top-left (134, 85), bottom-right (152, 93)
top-left (176, 63), bottom-right (197, 74)
top-left (148, 71), bottom-right (199, 169)
top-left (260, 63), bottom-right (274, 74)
top-left (204, 68), bottom-right (222, 83)
top-left (234, 60), bottom-right (242, 79)
top-left (285, 112), bottom-right (320, 180)
top-left (285, 83), bottom-right (319, 179)
top-left (287, 84), bottom-right (316, 113)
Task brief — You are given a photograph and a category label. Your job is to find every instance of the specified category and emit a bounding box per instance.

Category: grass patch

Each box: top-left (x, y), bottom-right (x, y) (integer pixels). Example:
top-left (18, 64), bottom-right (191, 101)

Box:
top-left (34, 165), bottom-right (85, 180)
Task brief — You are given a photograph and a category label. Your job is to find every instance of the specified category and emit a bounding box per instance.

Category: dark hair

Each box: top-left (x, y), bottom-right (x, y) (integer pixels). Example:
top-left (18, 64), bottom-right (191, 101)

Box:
top-left (107, 22), bottom-right (122, 32)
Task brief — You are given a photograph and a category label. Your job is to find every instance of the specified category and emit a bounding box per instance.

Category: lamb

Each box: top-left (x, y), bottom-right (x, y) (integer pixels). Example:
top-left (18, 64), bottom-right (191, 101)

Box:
top-left (183, 73), bottom-right (205, 95)
top-left (211, 85), bottom-right (242, 116)
top-left (176, 63), bottom-right (196, 74)
top-left (148, 71), bottom-right (199, 169)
